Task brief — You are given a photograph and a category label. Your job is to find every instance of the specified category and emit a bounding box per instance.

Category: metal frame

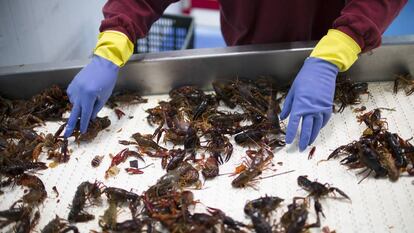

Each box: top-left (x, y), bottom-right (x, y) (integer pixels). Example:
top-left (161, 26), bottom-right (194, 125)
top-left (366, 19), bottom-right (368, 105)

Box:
top-left (0, 36), bottom-right (414, 99)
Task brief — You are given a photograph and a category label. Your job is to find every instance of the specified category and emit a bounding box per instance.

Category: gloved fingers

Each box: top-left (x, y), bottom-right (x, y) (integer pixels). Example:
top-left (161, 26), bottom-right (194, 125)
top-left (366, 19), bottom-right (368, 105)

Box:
top-left (66, 85), bottom-right (75, 104)
top-left (285, 114), bottom-right (301, 144)
top-left (91, 99), bottom-right (106, 120)
top-left (80, 97), bottom-right (97, 134)
top-left (280, 90), bottom-right (294, 120)
top-left (309, 114), bottom-right (323, 145)
top-left (64, 103), bottom-right (81, 138)
top-left (299, 115), bottom-right (314, 151)
top-left (321, 111), bottom-right (332, 128)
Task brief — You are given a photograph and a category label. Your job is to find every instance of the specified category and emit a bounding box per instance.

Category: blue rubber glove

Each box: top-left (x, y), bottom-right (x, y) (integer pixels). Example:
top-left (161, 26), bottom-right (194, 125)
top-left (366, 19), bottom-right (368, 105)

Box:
top-left (280, 57), bottom-right (338, 151)
top-left (63, 55), bottom-right (119, 138)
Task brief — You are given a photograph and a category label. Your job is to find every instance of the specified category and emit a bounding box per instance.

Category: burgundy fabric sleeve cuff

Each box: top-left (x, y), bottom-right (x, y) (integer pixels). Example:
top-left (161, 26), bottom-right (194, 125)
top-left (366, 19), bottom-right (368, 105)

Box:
top-left (333, 0), bottom-right (407, 53)
top-left (99, 0), bottom-right (179, 43)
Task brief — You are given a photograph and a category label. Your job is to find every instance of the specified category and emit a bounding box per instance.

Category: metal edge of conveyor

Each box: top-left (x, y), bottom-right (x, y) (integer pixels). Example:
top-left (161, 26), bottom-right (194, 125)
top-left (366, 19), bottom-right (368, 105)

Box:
top-left (0, 36), bottom-right (413, 99)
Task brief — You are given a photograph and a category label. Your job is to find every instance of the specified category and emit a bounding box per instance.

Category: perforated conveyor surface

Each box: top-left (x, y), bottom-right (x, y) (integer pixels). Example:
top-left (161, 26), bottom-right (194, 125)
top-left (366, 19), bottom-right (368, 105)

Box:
top-left (1, 81), bottom-right (413, 233)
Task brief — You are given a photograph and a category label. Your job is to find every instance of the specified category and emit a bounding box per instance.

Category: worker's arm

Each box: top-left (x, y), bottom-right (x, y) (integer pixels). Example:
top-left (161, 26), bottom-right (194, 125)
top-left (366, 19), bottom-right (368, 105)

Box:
top-left (100, 0), bottom-right (179, 43)
top-left (280, 0), bottom-right (407, 151)
top-left (333, 0), bottom-right (408, 54)
top-left (64, 0), bottom-right (178, 138)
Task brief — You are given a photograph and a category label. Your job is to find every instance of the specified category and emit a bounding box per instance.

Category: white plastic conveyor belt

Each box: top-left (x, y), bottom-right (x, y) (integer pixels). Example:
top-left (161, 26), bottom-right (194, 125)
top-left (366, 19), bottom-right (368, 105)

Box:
top-left (1, 81), bottom-right (413, 233)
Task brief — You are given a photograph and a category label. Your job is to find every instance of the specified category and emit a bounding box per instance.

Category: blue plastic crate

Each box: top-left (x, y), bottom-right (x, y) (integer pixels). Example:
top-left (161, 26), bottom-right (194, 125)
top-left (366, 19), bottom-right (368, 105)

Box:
top-left (135, 14), bottom-right (194, 53)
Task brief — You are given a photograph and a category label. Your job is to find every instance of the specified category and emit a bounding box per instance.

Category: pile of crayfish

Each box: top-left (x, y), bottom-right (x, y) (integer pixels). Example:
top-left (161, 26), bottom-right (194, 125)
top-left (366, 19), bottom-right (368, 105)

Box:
top-left (63, 174), bottom-right (248, 233)
top-left (114, 77), bottom-right (290, 187)
top-left (0, 86), bottom-right (71, 232)
top-left (242, 175), bottom-right (349, 233)
top-left (0, 75), bottom-right (373, 232)
top-left (394, 73), bottom-right (414, 96)
top-left (334, 76), bottom-right (369, 113)
top-left (327, 108), bottom-right (414, 182)
top-left (62, 173), bottom-right (347, 233)
top-left (0, 86), bottom-right (148, 232)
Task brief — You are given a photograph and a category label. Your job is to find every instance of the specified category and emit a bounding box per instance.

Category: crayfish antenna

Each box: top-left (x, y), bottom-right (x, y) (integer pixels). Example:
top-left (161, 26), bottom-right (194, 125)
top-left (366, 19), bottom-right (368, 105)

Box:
top-left (358, 169), bottom-right (372, 184)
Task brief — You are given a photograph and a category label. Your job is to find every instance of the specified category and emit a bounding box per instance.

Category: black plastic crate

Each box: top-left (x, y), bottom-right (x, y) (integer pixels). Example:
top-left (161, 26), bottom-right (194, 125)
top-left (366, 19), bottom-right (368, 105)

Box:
top-left (134, 14), bottom-right (194, 54)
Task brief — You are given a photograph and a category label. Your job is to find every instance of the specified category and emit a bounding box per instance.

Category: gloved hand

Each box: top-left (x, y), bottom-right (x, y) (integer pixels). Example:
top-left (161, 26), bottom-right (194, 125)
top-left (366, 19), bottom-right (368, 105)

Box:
top-left (280, 57), bottom-right (338, 151)
top-left (63, 55), bottom-right (119, 138)
top-left (280, 29), bottom-right (362, 151)
top-left (63, 30), bottom-right (134, 138)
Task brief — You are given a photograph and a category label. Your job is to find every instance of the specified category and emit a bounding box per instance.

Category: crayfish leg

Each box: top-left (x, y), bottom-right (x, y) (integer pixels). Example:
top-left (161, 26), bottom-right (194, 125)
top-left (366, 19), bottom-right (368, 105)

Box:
top-left (314, 199), bottom-right (325, 219)
top-left (330, 187), bottom-right (351, 200)
top-left (358, 169), bottom-right (372, 184)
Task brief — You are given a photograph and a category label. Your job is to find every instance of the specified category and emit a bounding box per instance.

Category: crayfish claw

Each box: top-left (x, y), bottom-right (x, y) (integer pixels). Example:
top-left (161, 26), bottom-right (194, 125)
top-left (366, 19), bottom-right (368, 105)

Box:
top-left (331, 187), bottom-right (351, 200)
top-left (314, 200), bottom-right (325, 218)
top-left (206, 206), bottom-right (220, 215)
top-left (213, 153), bottom-right (223, 165)
top-left (225, 153), bottom-right (231, 163)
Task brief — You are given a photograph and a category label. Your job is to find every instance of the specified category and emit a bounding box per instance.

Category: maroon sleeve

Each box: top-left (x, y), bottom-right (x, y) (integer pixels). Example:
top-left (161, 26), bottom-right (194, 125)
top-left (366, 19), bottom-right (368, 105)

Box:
top-left (99, 0), bottom-right (179, 42)
top-left (333, 0), bottom-right (407, 53)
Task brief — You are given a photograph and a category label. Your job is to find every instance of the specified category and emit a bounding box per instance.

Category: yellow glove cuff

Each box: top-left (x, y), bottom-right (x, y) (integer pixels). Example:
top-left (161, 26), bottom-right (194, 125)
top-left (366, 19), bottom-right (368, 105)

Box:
top-left (310, 29), bottom-right (361, 72)
top-left (94, 31), bottom-right (134, 67)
